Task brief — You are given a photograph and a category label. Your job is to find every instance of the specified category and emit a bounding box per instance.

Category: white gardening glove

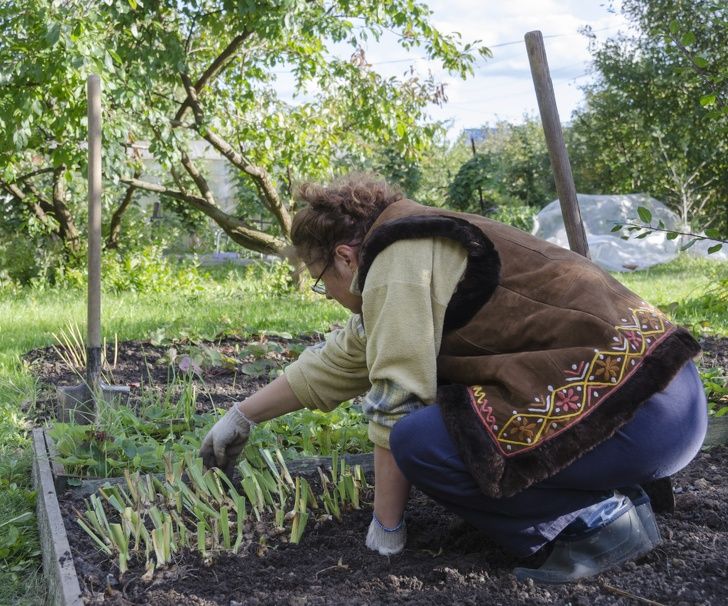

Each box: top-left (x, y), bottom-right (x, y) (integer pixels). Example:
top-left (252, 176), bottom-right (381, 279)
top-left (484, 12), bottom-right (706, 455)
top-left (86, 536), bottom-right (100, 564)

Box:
top-left (366, 513), bottom-right (407, 556)
top-left (200, 404), bottom-right (254, 477)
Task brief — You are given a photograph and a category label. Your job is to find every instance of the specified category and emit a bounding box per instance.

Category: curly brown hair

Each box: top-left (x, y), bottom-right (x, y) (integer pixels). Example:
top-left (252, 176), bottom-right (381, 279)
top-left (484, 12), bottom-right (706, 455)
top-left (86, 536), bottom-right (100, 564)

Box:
top-left (290, 173), bottom-right (403, 265)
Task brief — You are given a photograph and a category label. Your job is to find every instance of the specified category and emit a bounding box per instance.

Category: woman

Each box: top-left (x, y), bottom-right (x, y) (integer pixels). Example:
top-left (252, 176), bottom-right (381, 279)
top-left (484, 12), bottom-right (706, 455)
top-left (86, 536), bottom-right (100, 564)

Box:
top-left (200, 174), bottom-right (707, 583)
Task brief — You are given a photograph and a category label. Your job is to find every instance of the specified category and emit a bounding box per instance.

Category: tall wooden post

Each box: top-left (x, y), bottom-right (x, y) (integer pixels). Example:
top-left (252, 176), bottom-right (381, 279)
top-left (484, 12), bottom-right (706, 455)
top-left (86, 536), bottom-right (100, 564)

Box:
top-left (86, 75), bottom-right (102, 388)
top-left (525, 30), bottom-right (590, 258)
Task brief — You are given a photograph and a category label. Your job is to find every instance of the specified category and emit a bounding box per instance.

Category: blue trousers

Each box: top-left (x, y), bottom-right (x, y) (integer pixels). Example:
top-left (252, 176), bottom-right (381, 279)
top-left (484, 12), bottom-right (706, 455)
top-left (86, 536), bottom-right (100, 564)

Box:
top-left (390, 361), bottom-right (707, 557)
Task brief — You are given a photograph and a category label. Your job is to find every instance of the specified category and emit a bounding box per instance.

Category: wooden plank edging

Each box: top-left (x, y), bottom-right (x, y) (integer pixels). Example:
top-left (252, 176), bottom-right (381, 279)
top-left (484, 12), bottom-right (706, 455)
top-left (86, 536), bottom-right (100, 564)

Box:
top-left (32, 428), bottom-right (84, 606)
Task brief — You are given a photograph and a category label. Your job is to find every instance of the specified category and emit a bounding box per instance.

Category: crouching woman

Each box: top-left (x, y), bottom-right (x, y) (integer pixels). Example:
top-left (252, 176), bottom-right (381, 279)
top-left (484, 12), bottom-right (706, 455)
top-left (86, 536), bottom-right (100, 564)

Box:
top-left (200, 174), bottom-right (707, 583)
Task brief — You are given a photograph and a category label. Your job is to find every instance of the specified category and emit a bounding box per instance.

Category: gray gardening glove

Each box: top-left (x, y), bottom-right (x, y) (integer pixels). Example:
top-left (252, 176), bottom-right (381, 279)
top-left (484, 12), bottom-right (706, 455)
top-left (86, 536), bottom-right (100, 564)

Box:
top-left (200, 404), bottom-right (254, 477)
top-left (366, 513), bottom-right (406, 556)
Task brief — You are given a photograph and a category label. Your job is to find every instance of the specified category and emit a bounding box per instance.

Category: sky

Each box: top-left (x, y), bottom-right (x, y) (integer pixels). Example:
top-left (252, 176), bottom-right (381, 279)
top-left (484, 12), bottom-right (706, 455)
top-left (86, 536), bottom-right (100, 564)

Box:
top-left (416, 0), bottom-right (631, 134)
top-left (278, 0), bottom-right (632, 141)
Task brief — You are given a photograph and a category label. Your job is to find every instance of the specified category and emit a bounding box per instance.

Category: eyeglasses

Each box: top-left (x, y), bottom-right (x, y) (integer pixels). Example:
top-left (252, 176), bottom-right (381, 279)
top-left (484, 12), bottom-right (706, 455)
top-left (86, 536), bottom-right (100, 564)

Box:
top-left (311, 257), bottom-right (331, 296)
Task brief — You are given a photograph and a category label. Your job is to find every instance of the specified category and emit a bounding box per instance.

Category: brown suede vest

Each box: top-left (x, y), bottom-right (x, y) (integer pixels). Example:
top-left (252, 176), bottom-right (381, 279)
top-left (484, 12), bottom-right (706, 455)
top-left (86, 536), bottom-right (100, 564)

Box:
top-left (358, 200), bottom-right (701, 498)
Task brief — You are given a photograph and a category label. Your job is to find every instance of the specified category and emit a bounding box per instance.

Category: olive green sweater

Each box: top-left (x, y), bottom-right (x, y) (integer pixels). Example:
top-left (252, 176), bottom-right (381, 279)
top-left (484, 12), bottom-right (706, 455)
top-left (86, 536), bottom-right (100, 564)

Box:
top-left (284, 237), bottom-right (468, 448)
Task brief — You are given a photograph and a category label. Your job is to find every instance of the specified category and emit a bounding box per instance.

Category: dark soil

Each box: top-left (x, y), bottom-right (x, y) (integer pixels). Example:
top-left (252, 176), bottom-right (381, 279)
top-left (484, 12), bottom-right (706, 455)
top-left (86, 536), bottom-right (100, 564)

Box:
top-left (23, 333), bottom-right (321, 421)
top-left (32, 334), bottom-right (728, 605)
top-left (59, 446), bottom-right (728, 606)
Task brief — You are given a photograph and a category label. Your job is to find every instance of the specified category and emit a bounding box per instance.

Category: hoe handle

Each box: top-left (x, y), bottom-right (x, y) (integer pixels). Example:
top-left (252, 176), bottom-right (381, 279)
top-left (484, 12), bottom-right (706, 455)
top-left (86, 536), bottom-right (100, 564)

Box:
top-left (525, 30), bottom-right (590, 259)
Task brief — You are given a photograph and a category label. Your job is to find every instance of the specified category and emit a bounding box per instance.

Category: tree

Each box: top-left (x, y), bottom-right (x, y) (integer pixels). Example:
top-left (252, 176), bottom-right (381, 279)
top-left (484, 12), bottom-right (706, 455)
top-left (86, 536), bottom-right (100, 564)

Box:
top-left (568, 0), bottom-right (728, 232)
top-left (447, 118), bottom-right (555, 214)
top-left (0, 0), bottom-right (489, 262)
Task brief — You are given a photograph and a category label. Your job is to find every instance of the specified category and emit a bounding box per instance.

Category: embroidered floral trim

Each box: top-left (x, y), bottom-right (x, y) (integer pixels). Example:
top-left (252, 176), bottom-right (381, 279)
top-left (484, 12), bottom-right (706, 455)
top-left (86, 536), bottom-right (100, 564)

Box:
top-left (467, 306), bottom-right (672, 456)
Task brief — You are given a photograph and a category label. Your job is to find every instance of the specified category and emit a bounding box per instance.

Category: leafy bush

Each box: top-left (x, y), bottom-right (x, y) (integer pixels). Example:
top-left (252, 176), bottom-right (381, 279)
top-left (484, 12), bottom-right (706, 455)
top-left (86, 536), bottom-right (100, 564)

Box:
top-left (56, 246), bottom-right (206, 294)
top-left (0, 450), bottom-right (40, 571)
top-left (490, 204), bottom-right (536, 232)
top-left (241, 260), bottom-right (294, 297)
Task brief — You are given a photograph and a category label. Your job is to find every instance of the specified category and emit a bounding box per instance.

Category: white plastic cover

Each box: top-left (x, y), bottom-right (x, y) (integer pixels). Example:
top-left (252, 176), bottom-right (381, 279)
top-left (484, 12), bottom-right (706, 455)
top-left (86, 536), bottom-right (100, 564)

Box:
top-left (532, 194), bottom-right (684, 272)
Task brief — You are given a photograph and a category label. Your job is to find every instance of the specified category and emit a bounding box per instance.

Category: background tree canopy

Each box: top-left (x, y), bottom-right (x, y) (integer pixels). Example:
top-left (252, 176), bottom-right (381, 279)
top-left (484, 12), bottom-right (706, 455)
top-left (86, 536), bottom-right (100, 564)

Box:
top-left (1, 0), bottom-right (725, 287)
top-left (0, 0), bottom-right (489, 266)
top-left (567, 0), bottom-right (727, 232)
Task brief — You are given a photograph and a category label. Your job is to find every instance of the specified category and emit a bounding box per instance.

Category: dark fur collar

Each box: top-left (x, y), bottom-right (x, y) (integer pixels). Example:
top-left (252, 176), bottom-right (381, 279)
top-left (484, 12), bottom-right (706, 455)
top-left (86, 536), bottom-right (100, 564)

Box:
top-left (358, 214), bottom-right (501, 332)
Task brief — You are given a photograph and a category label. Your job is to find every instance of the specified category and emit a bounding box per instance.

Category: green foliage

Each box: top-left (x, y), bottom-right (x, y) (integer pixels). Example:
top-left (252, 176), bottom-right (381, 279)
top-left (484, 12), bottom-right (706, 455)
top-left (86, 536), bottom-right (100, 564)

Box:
top-left (0, 228), bottom-right (211, 294)
top-left (1, 0), bottom-right (489, 260)
top-left (568, 0), bottom-right (728, 233)
top-left (447, 119), bottom-right (555, 215)
top-left (611, 206), bottom-right (727, 254)
top-left (240, 260), bottom-right (294, 297)
top-left (254, 402), bottom-right (370, 460)
top-left (701, 367), bottom-right (728, 417)
top-left (614, 256), bottom-right (728, 335)
top-left (48, 334), bottom-right (368, 478)
top-left (664, 5), bottom-right (727, 116)
top-left (489, 204), bottom-right (536, 233)
top-left (0, 448), bottom-right (41, 599)
top-left (50, 376), bottom-right (215, 477)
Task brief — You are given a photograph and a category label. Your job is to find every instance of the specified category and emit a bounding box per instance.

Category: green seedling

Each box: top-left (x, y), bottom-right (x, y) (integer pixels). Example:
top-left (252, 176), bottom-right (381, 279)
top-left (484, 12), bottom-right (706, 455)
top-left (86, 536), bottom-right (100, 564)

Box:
top-left (220, 506), bottom-right (231, 549)
top-left (99, 483), bottom-right (131, 514)
top-left (76, 518), bottom-right (113, 556)
top-left (151, 519), bottom-right (172, 567)
top-left (289, 476), bottom-right (310, 544)
top-left (108, 522), bottom-right (131, 575)
top-left (196, 516), bottom-right (207, 556)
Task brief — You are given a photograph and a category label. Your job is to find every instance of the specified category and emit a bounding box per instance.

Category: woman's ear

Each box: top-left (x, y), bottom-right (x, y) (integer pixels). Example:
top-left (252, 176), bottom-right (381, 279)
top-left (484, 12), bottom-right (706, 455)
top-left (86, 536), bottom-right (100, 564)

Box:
top-left (334, 244), bottom-right (359, 270)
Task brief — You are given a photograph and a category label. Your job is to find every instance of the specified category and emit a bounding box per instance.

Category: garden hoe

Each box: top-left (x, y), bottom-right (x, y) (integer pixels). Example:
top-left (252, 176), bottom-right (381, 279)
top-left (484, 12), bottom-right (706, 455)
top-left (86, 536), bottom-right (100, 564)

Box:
top-left (57, 75), bottom-right (129, 423)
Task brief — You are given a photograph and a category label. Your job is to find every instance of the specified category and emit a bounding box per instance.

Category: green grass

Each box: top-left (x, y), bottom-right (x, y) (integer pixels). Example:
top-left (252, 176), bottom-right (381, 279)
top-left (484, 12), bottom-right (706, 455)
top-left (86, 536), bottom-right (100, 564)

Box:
top-left (611, 255), bottom-right (728, 335)
top-left (0, 265), bottom-right (347, 606)
top-left (0, 255), bottom-right (725, 605)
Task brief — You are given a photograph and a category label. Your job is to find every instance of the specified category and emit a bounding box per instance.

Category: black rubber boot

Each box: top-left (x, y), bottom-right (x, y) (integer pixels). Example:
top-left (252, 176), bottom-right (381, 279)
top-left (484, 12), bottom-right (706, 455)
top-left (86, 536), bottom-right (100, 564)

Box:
top-left (513, 495), bottom-right (655, 584)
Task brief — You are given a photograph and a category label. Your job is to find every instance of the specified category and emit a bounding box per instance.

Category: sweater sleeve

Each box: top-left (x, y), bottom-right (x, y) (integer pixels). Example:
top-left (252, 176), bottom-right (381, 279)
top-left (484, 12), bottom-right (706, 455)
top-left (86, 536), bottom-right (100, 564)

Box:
top-left (361, 238), bottom-right (468, 448)
top-left (284, 314), bottom-right (371, 412)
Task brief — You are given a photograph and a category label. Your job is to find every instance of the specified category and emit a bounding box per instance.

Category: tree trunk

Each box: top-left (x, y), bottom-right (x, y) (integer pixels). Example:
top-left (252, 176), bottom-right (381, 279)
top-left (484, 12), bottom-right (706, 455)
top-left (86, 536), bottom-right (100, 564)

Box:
top-left (51, 166), bottom-right (81, 252)
top-left (107, 170), bottom-right (140, 249)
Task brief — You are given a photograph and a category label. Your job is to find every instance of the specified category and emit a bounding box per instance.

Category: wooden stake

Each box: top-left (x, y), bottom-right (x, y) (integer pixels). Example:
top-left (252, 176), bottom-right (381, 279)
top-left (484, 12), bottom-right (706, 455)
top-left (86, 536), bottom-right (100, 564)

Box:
top-left (525, 30), bottom-right (590, 258)
top-left (87, 75), bottom-right (102, 387)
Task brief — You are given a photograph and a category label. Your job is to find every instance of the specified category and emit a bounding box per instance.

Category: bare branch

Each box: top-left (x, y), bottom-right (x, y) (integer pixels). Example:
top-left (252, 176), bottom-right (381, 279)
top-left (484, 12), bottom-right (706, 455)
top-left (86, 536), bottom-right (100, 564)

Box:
top-left (122, 177), bottom-right (285, 254)
top-left (51, 166), bottom-right (80, 250)
top-left (174, 29), bottom-right (254, 123)
top-left (107, 168), bottom-right (141, 249)
top-left (14, 167), bottom-right (56, 182)
top-left (0, 179), bottom-right (56, 229)
top-left (180, 75), bottom-right (293, 235)
top-left (180, 151), bottom-right (216, 208)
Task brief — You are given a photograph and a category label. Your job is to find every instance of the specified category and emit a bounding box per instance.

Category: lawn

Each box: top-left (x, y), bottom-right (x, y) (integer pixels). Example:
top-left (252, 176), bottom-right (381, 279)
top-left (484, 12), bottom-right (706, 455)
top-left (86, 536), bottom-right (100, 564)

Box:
top-left (0, 255), bottom-right (725, 605)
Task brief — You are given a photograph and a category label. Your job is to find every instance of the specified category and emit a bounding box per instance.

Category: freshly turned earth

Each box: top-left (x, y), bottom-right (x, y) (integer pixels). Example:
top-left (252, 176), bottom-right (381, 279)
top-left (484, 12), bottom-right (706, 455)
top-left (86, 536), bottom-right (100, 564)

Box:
top-left (26, 334), bottom-right (728, 605)
top-left (58, 447), bottom-right (728, 606)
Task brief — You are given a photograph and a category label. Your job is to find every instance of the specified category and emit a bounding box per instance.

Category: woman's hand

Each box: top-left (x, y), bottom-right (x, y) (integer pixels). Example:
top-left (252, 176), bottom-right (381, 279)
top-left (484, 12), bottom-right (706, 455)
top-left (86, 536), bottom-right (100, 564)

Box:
top-left (366, 444), bottom-right (411, 555)
top-left (199, 404), bottom-right (253, 477)
top-left (199, 374), bottom-right (303, 475)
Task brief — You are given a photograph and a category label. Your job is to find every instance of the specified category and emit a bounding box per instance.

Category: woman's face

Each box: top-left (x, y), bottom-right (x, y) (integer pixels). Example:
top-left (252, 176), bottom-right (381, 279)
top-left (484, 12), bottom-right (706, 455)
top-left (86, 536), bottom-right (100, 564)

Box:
top-left (308, 244), bottom-right (363, 314)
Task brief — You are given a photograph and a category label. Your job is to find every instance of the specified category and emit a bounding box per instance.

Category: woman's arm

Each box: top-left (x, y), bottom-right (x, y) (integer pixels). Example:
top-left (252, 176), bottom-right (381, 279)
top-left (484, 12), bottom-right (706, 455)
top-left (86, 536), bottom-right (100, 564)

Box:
top-left (373, 444), bottom-right (411, 527)
top-left (236, 373), bottom-right (303, 422)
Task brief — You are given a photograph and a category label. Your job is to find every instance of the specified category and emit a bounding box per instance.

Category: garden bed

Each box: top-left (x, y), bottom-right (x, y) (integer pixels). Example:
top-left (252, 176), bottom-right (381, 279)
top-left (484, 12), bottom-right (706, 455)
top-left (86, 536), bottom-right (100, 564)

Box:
top-left (42, 443), bottom-right (728, 606)
top-left (28, 333), bottom-right (728, 605)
